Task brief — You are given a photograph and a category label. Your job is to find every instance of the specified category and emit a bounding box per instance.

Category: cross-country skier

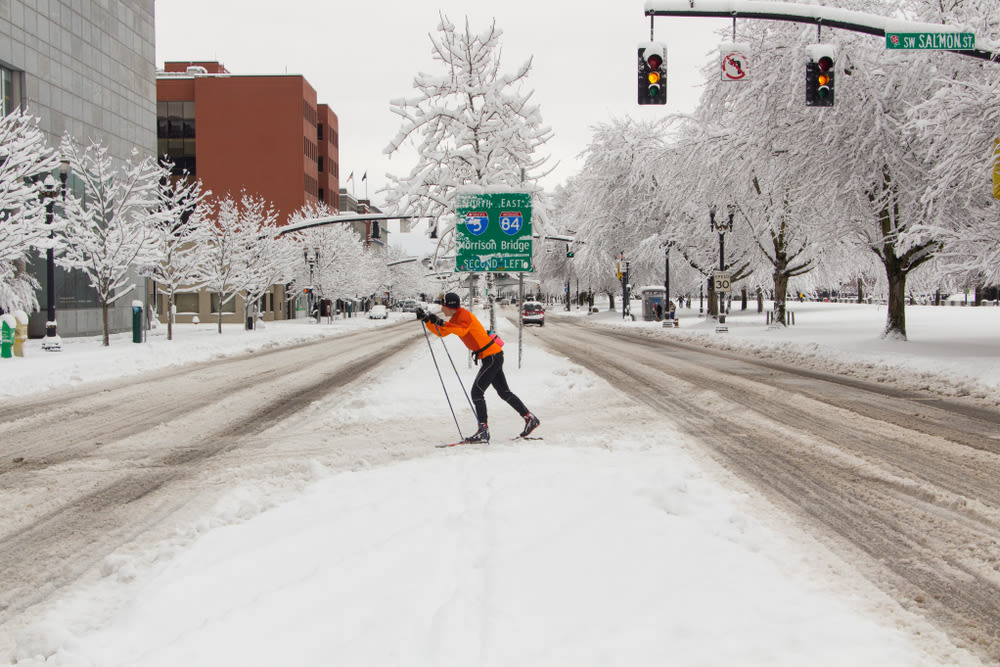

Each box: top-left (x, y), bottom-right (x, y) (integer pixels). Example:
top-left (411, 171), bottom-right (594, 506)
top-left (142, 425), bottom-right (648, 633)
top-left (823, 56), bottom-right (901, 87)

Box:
top-left (415, 292), bottom-right (540, 444)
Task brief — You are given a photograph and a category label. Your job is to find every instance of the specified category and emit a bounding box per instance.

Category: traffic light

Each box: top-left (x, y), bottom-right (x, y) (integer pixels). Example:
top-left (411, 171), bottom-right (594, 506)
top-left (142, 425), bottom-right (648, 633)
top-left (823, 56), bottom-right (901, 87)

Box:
top-left (638, 42), bottom-right (667, 105)
top-left (805, 48), bottom-right (836, 107)
top-left (566, 243), bottom-right (574, 258)
top-left (371, 221), bottom-right (380, 239)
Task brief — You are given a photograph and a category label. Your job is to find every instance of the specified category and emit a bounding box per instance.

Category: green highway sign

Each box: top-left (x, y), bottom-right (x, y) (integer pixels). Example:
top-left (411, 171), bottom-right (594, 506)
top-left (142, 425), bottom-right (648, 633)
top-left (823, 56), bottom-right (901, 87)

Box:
top-left (886, 32), bottom-right (975, 50)
top-left (455, 191), bottom-right (533, 272)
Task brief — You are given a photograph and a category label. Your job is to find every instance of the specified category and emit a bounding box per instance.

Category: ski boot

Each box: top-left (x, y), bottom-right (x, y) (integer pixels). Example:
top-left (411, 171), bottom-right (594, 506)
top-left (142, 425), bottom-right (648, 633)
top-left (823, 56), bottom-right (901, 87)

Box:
top-left (464, 423), bottom-right (490, 444)
top-left (519, 412), bottom-right (540, 438)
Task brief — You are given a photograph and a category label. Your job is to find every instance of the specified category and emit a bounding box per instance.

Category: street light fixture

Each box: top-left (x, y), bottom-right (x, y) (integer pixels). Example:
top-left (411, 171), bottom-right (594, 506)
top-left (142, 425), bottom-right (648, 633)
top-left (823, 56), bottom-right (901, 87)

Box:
top-left (302, 246), bottom-right (320, 320)
top-left (709, 203), bottom-right (735, 321)
top-left (39, 159), bottom-right (70, 351)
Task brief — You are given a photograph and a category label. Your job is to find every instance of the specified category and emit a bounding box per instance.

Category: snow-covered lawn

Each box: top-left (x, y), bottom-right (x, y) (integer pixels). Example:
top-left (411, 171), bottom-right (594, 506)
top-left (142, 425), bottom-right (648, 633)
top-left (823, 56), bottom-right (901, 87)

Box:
top-left (3, 302), bottom-right (995, 665)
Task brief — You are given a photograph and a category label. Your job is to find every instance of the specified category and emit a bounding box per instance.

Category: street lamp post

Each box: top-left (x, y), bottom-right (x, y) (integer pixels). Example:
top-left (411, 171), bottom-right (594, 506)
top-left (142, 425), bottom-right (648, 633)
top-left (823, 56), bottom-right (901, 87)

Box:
top-left (709, 204), bottom-right (734, 321)
top-left (664, 244), bottom-right (670, 314)
top-left (303, 247), bottom-right (319, 321)
top-left (40, 159), bottom-right (70, 351)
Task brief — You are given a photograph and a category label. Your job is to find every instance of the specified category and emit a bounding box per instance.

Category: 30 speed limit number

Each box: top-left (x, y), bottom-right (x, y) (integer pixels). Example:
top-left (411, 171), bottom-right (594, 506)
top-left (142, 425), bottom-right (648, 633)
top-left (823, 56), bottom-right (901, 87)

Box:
top-left (713, 271), bottom-right (732, 292)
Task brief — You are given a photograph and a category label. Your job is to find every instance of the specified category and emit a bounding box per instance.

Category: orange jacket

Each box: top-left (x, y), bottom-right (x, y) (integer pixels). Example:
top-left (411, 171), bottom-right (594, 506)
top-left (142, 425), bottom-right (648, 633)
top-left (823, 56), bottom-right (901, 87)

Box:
top-left (426, 307), bottom-right (502, 359)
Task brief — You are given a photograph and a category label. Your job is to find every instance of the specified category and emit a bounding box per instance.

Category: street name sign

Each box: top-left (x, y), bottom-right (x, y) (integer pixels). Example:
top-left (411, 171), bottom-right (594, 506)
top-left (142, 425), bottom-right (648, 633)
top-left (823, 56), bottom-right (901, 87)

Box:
top-left (455, 191), bottom-right (533, 272)
top-left (886, 32), bottom-right (975, 50)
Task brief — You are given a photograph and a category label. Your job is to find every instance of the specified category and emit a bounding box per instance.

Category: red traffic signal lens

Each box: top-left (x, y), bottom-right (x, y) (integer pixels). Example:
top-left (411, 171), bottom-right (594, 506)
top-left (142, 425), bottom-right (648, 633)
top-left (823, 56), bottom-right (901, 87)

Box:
top-left (646, 53), bottom-right (663, 70)
top-left (817, 56), bottom-right (833, 72)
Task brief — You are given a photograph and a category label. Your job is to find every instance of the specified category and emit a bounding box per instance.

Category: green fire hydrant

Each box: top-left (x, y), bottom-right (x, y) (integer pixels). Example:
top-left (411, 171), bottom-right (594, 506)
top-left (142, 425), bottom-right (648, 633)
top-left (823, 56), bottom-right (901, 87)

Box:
top-left (1, 316), bottom-right (14, 359)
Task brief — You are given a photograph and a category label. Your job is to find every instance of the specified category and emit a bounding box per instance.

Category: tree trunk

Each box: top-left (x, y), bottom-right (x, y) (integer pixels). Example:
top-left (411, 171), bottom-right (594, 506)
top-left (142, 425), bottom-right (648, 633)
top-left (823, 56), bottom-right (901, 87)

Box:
top-left (772, 270), bottom-right (789, 326)
top-left (167, 292), bottom-right (175, 341)
top-left (756, 288), bottom-right (764, 313)
top-left (741, 288), bottom-right (748, 311)
top-left (884, 267), bottom-right (907, 340)
top-left (217, 308), bottom-right (223, 334)
top-left (857, 277), bottom-right (864, 304)
top-left (607, 291), bottom-right (615, 311)
top-left (102, 302), bottom-right (110, 347)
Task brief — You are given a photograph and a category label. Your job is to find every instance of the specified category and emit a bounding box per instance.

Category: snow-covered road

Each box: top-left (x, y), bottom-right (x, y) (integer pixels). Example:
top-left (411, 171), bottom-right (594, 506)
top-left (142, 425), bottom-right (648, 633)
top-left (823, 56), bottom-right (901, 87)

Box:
top-left (2, 309), bottom-right (997, 665)
top-left (0, 323), bottom-right (423, 637)
top-left (529, 317), bottom-right (1000, 662)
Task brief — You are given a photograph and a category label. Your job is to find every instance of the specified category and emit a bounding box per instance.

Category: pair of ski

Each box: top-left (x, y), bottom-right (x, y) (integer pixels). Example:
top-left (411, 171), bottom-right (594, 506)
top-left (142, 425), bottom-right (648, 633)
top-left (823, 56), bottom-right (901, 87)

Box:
top-left (436, 435), bottom-right (543, 448)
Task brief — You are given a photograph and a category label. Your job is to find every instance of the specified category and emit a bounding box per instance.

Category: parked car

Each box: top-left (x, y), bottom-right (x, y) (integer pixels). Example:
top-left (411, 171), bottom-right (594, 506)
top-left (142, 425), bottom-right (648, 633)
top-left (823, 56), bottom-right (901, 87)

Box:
top-left (368, 305), bottom-right (388, 319)
top-left (400, 299), bottom-right (419, 312)
top-left (521, 301), bottom-right (545, 326)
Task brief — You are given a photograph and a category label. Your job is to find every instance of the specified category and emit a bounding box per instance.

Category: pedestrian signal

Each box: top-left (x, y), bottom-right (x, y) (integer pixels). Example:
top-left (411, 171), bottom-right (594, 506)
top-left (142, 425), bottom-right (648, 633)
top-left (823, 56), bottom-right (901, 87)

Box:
top-left (638, 42), bottom-right (667, 105)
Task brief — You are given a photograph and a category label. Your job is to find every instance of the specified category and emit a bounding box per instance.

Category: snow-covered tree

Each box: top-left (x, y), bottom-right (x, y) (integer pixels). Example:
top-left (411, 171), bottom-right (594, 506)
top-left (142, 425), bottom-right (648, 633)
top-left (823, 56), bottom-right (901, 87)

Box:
top-left (287, 203), bottom-right (375, 312)
top-left (56, 139), bottom-right (162, 346)
top-left (0, 109), bottom-right (58, 313)
top-left (907, 0), bottom-right (1000, 288)
top-left (383, 14), bottom-right (554, 254)
top-left (149, 167), bottom-right (212, 340)
top-left (234, 196), bottom-right (295, 331)
top-left (202, 192), bottom-right (280, 334)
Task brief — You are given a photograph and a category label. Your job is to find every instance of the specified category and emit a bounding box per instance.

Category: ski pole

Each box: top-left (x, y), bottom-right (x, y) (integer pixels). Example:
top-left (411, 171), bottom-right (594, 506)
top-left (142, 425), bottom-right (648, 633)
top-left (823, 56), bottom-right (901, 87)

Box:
top-left (430, 321), bottom-right (478, 421)
top-left (422, 321), bottom-right (464, 442)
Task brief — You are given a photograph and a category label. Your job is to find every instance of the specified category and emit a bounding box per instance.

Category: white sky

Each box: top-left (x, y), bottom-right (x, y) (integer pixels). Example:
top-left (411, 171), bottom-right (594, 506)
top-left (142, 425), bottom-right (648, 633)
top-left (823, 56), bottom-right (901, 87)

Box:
top-left (153, 0), bottom-right (723, 201)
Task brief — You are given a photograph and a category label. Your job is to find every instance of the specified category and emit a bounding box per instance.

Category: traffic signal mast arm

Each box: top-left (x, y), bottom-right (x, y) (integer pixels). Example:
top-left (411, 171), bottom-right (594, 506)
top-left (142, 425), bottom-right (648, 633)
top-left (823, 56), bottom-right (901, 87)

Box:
top-left (644, 0), bottom-right (999, 62)
top-left (276, 213), bottom-right (415, 236)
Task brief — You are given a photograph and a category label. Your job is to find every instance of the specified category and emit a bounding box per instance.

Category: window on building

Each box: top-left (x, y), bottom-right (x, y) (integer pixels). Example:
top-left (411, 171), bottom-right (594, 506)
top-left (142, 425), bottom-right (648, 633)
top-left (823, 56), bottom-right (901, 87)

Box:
top-left (157, 100), bottom-right (196, 176)
top-left (174, 292), bottom-right (200, 314)
top-left (259, 293), bottom-right (273, 313)
top-left (211, 293), bottom-right (236, 314)
top-left (317, 123), bottom-right (323, 142)
top-left (318, 188), bottom-right (325, 203)
top-left (303, 137), bottom-right (317, 161)
top-left (317, 156), bottom-right (323, 173)
top-left (1, 64), bottom-right (23, 115)
top-left (303, 101), bottom-right (317, 126)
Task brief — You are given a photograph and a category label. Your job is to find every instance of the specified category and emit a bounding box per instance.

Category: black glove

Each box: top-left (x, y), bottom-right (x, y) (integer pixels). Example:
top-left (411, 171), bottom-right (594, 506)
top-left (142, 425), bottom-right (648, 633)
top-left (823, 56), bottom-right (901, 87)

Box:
top-left (414, 307), bottom-right (426, 321)
top-left (427, 313), bottom-right (445, 327)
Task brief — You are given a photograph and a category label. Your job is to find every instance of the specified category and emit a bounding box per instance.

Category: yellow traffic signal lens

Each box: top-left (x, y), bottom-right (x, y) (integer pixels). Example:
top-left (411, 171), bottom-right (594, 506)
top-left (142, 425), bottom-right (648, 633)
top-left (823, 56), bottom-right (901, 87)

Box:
top-left (818, 74), bottom-right (830, 86)
top-left (648, 72), bottom-right (661, 85)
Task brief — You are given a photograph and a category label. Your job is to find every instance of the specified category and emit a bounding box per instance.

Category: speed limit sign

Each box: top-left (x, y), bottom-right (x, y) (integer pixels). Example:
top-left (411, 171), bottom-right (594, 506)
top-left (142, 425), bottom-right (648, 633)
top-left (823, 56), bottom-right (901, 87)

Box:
top-left (713, 271), bottom-right (732, 292)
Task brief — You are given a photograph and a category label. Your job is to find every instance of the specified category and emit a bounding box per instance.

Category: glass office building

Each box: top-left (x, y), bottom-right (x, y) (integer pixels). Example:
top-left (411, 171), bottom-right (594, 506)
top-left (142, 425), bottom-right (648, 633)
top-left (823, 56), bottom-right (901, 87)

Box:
top-left (0, 1), bottom-right (156, 338)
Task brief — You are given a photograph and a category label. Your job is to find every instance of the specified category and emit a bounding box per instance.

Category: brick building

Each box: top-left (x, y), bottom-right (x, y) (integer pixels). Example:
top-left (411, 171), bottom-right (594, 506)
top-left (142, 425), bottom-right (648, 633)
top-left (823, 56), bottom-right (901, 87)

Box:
top-left (155, 61), bottom-right (345, 324)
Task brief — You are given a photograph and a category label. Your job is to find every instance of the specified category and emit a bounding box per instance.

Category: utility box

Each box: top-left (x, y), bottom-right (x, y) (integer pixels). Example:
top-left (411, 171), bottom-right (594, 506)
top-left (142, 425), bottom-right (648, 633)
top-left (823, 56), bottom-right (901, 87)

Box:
top-left (132, 301), bottom-right (143, 343)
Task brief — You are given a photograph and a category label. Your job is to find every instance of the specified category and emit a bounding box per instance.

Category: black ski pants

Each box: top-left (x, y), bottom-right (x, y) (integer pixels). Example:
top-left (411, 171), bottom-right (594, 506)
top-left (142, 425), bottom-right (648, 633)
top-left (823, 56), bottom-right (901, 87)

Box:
top-left (471, 352), bottom-right (528, 425)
